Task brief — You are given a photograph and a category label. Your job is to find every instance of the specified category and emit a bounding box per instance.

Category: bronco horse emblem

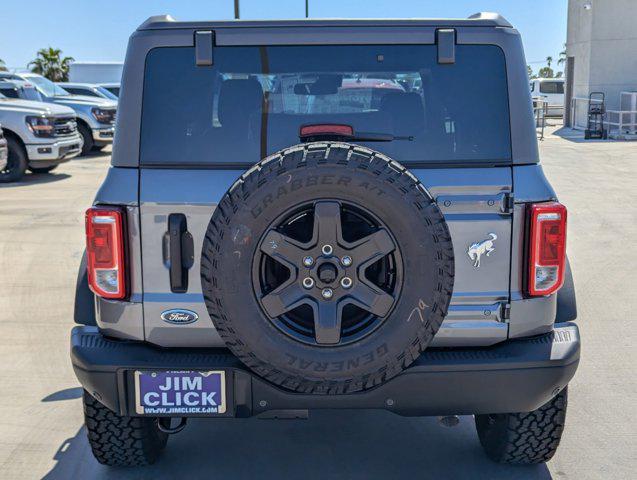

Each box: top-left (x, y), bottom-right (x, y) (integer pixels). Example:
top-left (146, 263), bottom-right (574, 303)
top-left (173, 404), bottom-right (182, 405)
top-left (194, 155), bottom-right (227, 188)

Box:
top-left (467, 233), bottom-right (497, 268)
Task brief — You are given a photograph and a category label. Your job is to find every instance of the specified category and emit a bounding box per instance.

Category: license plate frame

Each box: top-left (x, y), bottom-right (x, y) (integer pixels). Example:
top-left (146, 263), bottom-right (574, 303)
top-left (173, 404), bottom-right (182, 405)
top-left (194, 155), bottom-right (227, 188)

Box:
top-left (134, 370), bottom-right (228, 416)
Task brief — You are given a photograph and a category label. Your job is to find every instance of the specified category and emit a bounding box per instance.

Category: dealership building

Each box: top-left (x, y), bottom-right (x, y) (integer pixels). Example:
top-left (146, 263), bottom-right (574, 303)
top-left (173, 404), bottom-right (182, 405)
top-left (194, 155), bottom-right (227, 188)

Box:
top-left (564, 0), bottom-right (637, 133)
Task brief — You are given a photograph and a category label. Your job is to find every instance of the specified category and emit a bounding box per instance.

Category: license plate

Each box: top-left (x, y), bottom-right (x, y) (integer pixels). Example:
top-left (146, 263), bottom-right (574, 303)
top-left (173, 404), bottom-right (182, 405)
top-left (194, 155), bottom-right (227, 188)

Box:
top-left (134, 370), bottom-right (227, 415)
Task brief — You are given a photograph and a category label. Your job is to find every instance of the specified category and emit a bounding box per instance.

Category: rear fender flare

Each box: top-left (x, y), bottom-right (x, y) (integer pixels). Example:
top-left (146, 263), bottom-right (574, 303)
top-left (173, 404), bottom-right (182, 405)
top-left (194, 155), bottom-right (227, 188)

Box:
top-left (74, 250), bottom-right (97, 326)
top-left (556, 257), bottom-right (577, 322)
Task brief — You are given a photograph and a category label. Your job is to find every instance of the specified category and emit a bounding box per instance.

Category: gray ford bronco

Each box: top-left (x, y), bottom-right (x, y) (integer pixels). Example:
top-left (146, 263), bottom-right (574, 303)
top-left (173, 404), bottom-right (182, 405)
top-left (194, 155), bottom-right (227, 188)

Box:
top-left (71, 13), bottom-right (580, 467)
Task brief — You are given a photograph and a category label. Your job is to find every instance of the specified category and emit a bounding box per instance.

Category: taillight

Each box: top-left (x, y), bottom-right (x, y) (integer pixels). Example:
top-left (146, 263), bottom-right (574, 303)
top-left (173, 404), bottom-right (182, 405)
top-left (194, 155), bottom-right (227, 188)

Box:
top-left (527, 202), bottom-right (567, 296)
top-left (85, 206), bottom-right (127, 299)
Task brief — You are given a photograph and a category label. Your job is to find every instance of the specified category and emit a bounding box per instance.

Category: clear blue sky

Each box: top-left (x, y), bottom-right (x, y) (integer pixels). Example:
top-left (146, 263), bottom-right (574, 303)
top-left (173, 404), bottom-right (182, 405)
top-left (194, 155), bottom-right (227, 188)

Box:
top-left (0, 0), bottom-right (567, 74)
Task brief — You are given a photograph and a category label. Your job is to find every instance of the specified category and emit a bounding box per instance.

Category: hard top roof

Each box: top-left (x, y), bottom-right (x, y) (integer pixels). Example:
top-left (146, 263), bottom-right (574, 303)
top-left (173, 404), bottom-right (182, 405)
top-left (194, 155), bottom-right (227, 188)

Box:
top-left (137, 12), bottom-right (513, 31)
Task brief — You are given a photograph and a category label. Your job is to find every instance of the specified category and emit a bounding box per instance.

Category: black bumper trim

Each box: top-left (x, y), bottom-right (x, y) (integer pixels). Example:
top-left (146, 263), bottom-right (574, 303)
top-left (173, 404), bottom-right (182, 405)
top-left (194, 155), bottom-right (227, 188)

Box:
top-left (71, 323), bottom-right (580, 417)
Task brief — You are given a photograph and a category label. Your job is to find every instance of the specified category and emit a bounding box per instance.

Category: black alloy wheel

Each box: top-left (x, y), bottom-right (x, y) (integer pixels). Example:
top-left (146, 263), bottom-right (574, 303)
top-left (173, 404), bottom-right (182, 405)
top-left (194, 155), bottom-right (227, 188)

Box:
top-left (254, 200), bottom-right (403, 346)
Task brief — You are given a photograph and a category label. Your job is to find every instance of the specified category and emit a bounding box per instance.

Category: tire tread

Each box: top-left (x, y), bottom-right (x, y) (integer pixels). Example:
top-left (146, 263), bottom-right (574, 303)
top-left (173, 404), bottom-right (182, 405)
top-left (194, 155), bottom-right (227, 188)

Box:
top-left (83, 391), bottom-right (167, 466)
top-left (475, 388), bottom-right (568, 464)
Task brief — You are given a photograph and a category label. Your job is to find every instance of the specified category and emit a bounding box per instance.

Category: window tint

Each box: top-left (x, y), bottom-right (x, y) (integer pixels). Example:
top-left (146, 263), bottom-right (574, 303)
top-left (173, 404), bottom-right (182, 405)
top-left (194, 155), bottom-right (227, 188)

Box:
top-left (0, 87), bottom-right (19, 98)
top-left (105, 87), bottom-right (120, 97)
top-left (96, 86), bottom-right (118, 100)
top-left (539, 81), bottom-right (564, 94)
top-left (141, 45), bottom-right (511, 165)
top-left (66, 87), bottom-right (99, 97)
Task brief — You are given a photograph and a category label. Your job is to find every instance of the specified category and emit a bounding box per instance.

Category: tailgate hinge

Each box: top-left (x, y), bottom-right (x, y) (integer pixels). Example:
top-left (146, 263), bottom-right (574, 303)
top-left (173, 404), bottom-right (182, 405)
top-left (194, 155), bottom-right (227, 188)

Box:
top-left (503, 193), bottom-right (515, 214)
top-left (501, 303), bottom-right (511, 323)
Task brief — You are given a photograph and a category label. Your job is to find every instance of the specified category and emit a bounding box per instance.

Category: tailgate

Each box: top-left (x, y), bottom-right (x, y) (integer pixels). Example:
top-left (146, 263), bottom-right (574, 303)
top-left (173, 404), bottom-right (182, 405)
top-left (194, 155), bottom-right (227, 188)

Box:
top-left (139, 166), bottom-right (512, 347)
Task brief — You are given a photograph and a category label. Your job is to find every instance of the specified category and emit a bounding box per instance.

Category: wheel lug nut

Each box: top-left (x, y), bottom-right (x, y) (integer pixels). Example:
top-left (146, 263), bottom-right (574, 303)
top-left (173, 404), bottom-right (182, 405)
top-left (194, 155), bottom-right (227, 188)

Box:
top-left (321, 288), bottom-right (333, 300)
top-left (340, 277), bottom-right (353, 289)
top-left (321, 244), bottom-right (333, 256)
top-left (341, 255), bottom-right (352, 267)
top-left (302, 277), bottom-right (315, 289)
top-left (302, 256), bottom-right (314, 267)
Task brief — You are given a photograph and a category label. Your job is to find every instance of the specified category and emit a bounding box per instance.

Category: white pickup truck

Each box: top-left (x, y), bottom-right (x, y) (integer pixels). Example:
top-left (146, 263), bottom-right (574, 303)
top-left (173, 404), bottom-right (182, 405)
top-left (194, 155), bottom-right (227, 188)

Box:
top-left (0, 91), bottom-right (82, 182)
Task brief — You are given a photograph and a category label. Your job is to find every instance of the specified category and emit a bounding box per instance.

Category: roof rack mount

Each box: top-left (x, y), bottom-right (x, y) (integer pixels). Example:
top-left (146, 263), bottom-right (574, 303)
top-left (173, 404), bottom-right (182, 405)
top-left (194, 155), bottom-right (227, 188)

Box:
top-left (467, 12), bottom-right (512, 28)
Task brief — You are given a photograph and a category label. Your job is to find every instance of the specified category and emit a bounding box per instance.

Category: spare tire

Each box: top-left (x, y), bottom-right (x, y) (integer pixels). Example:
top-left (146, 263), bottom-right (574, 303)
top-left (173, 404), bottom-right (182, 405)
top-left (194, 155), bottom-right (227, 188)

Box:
top-left (201, 143), bottom-right (454, 394)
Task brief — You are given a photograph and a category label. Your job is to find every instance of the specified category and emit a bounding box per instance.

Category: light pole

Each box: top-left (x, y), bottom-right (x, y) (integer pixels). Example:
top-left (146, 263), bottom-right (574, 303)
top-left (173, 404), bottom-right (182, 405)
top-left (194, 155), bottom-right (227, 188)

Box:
top-left (305, 0), bottom-right (309, 18)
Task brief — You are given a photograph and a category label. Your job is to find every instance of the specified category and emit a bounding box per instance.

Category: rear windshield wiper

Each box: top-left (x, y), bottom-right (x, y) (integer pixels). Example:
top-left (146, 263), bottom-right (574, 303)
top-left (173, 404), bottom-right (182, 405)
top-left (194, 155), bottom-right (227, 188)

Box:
top-left (299, 124), bottom-right (414, 143)
top-left (347, 131), bottom-right (414, 142)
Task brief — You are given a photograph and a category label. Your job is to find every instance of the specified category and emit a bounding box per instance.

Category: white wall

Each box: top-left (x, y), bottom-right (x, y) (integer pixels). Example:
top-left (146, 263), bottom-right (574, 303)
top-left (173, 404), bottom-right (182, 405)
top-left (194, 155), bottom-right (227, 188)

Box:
top-left (566, 0), bottom-right (637, 127)
top-left (69, 63), bottom-right (123, 83)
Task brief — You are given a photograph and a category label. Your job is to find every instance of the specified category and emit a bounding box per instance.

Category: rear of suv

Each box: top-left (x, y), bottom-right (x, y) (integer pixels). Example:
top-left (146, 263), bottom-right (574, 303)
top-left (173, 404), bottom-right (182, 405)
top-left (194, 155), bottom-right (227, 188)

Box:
top-left (72, 13), bottom-right (580, 467)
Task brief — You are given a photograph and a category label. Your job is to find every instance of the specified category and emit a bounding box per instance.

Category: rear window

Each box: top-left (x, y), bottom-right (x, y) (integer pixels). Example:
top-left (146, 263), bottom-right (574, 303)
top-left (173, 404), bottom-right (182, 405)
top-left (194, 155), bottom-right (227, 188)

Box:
top-left (140, 45), bottom-right (511, 166)
top-left (539, 81), bottom-right (564, 94)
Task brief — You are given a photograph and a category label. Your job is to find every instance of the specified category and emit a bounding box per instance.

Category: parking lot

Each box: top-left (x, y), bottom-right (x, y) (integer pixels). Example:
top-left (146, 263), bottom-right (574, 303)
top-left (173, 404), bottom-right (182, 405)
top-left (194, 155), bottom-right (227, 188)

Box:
top-left (0, 127), bottom-right (635, 479)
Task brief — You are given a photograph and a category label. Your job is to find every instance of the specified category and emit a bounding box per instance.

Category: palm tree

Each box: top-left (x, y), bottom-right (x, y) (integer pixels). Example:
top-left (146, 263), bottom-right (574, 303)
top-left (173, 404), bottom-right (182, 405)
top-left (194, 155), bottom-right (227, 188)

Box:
top-left (538, 66), bottom-right (555, 78)
top-left (546, 56), bottom-right (553, 69)
top-left (28, 48), bottom-right (74, 82)
top-left (0, 58), bottom-right (7, 72)
top-left (558, 44), bottom-right (567, 66)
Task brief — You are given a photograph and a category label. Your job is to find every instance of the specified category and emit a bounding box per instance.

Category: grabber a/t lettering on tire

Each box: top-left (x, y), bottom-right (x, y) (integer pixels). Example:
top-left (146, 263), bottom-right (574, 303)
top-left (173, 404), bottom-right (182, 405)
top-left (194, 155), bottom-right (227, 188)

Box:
top-left (201, 143), bottom-right (455, 394)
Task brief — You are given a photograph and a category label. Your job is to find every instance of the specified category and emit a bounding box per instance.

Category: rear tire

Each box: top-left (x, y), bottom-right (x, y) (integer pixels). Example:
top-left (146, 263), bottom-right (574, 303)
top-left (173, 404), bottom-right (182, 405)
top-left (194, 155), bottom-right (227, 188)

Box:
top-left (83, 391), bottom-right (168, 466)
top-left (475, 388), bottom-right (568, 464)
top-left (78, 123), bottom-right (94, 155)
top-left (0, 137), bottom-right (28, 183)
top-left (28, 164), bottom-right (58, 174)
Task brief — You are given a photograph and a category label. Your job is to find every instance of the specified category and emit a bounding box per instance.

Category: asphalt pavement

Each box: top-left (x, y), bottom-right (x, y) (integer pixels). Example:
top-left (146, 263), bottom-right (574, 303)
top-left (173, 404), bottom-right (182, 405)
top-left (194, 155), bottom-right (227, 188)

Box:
top-left (0, 127), bottom-right (635, 479)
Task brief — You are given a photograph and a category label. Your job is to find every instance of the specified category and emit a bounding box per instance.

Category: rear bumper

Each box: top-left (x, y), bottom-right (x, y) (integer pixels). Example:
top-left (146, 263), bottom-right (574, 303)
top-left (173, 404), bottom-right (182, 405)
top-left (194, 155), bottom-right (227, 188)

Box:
top-left (71, 323), bottom-right (580, 418)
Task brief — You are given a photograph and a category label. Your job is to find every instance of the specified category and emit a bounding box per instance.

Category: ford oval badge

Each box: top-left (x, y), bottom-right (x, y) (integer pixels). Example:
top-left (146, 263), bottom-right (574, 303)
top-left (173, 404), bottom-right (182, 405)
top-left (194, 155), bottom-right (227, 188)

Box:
top-left (161, 309), bottom-right (199, 325)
